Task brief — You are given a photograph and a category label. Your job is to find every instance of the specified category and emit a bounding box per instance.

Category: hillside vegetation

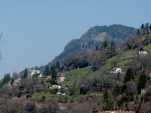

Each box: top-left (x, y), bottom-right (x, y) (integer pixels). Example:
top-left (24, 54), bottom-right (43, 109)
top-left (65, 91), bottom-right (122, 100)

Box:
top-left (0, 23), bottom-right (151, 113)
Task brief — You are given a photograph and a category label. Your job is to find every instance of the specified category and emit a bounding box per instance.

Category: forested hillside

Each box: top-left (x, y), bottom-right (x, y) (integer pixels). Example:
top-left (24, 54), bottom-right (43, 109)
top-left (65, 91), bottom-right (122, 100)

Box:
top-left (0, 23), bottom-right (151, 113)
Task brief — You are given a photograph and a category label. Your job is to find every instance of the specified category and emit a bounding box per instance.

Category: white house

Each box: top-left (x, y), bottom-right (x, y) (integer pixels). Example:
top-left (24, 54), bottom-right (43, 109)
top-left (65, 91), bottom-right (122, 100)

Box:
top-left (49, 85), bottom-right (61, 90)
top-left (6, 73), bottom-right (21, 87)
top-left (139, 50), bottom-right (148, 56)
top-left (56, 91), bottom-right (66, 96)
top-left (12, 78), bottom-right (21, 87)
top-left (29, 69), bottom-right (42, 78)
top-left (10, 72), bottom-right (21, 86)
top-left (111, 67), bottom-right (122, 74)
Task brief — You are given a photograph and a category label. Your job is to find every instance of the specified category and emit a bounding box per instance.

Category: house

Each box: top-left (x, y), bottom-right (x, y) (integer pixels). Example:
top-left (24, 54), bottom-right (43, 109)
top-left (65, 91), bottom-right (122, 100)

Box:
top-left (57, 72), bottom-right (65, 83)
top-left (138, 48), bottom-right (148, 56)
top-left (9, 77), bottom-right (21, 87)
top-left (111, 67), bottom-right (122, 74)
top-left (49, 84), bottom-right (61, 89)
top-left (29, 69), bottom-right (43, 78)
top-left (46, 75), bottom-right (52, 81)
top-left (10, 73), bottom-right (21, 87)
top-left (56, 91), bottom-right (66, 96)
top-left (13, 78), bottom-right (21, 86)
top-left (139, 50), bottom-right (148, 55)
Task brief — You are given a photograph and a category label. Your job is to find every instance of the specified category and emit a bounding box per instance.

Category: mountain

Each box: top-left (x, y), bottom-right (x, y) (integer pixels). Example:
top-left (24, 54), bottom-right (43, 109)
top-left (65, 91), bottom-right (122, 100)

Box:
top-left (1, 23), bottom-right (151, 113)
top-left (52, 24), bottom-right (136, 64)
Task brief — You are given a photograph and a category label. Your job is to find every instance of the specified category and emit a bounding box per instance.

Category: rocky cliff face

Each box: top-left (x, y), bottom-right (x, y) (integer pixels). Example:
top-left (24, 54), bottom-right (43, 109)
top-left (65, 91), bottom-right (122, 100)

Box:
top-left (52, 24), bottom-right (136, 64)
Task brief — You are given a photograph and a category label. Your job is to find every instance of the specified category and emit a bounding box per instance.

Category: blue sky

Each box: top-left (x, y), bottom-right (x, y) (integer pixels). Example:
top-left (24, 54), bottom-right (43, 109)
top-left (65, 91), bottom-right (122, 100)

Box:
top-left (0, 0), bottom-right (150, 76)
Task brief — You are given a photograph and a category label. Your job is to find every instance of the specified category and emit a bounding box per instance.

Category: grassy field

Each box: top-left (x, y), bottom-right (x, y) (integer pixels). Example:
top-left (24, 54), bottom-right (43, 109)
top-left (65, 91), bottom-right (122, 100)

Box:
top-left (64, 68), bottom-right (92, 86)
top-left (104, 49), bottom-right (137, 73)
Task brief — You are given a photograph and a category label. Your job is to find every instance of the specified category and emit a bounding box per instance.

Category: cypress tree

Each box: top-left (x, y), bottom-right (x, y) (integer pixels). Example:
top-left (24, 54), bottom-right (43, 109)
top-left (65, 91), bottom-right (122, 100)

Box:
top-left (141, 24), bottom-right (145, 34)
top-left (51, 65), bottom-right (57, 80)
top-left (145, 23), bottom-right (150, 34)
top-left (124, 68), bottom-right (134, 83)
top-left (22, 68), bottom-right (28, 79)
top-left (137, 72), bottom-right (148, 94)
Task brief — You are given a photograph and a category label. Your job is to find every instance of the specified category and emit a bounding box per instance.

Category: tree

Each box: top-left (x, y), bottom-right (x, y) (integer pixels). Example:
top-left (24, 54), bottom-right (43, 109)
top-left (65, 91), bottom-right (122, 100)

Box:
top-left (0, 73), bottom-right (11, 87)
top-left (103, 90), bottom-right (114, 110)
top-left (145, 23), bottom-right (150, 34)
top-left (137, 72), bottom-right (148, 94)
top-left (124, 68), bottom-right (134, 83)
top-left (141, 24), bottom-right (145, 34)
top-left (108, 41), bottom-right (116, 58)
top-left (21, 68), bottom-right (28, 79)
top-left (55, 62), bottom-right (60, 71)
top-left (50, 65), bottom-right (57, 80)
top-left (113, 83), bottom-right (122, 96)
top-left (101, 40), bottom-right (108, 49)
top-left (140, 23), bottom-right (151, 35)
top-left (80, 84), bottom-right (89, 94)
top-left (3, 73), bottom-right (11, 84)
top-left (137, 29), bottom-right (141, 36)
top-left (43, 65), bottom-right (50, 76)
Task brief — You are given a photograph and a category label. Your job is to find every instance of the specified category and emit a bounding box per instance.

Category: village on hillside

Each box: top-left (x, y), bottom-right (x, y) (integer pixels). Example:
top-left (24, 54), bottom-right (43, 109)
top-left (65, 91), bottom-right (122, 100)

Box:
top-left (0, 23), bottom-right (151, 113)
